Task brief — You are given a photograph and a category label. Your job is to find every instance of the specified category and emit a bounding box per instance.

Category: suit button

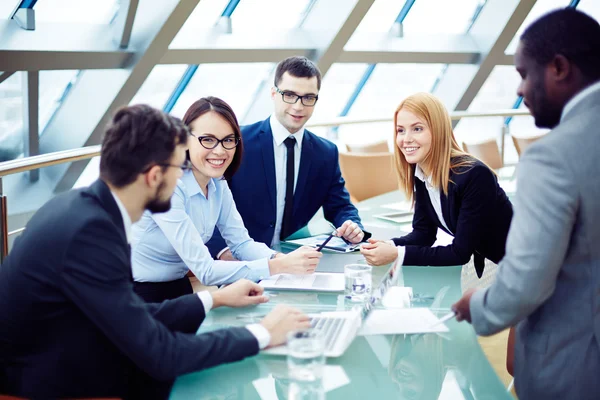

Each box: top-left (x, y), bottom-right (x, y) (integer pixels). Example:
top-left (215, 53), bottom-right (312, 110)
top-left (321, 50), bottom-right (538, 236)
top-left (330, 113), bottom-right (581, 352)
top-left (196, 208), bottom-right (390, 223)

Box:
top-left (269, 222), bottom-right (275, 228)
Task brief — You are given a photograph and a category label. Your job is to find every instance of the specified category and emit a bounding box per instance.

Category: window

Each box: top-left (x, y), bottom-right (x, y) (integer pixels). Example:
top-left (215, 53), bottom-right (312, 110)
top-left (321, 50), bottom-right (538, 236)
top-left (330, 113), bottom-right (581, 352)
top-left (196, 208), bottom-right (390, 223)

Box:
top-left (169, 63), bottom-right (275, 120)
top-left (130, 65), bottom-right (189, 110)
top-left (0, 72), bottom-right (22, 162)
top-left (34, 0), bottom-right (119, 24)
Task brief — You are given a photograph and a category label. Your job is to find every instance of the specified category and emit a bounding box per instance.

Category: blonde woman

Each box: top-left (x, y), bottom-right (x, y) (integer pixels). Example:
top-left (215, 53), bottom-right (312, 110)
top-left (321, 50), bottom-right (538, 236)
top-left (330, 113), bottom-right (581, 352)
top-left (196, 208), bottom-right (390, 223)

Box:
top-left (361, 93), bottom-right (513, 278)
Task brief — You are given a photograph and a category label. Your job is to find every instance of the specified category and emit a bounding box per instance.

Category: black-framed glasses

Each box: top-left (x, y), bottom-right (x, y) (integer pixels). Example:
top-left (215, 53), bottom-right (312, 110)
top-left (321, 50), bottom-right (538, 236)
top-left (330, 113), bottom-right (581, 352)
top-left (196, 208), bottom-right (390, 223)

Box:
top-left (155, 159), bottom-right (193, 172)
top-left (275, 87), bottom-right (319, 107)
top-left (195, 135), bottom-right (240, 150)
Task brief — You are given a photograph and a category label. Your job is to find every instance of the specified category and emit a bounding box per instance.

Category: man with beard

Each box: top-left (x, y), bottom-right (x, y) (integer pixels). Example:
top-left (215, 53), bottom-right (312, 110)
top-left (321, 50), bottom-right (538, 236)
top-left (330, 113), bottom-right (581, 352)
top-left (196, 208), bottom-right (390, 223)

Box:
top-left (452, 8), bottom-right (600, 399)
top-left (0, 105), bottom-right (310, 399)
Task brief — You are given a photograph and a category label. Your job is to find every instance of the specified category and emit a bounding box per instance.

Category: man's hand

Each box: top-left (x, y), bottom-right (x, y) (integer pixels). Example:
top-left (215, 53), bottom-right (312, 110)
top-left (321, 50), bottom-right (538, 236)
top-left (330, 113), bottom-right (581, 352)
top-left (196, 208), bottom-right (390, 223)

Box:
top-left (269, 246), bottom-right (322, 275)
top-left (211, 279), bottom-right (269, 309)
top-left (452, 288), bottom-right (477, 323)
top-left (260, 305), bottom-right (311, 347)
top-left (360, 238), bottom-right (398, 266)
top-left (218, 249), bottom-right (238, 261)
top-left (336, 220), bottom-right (364, 244)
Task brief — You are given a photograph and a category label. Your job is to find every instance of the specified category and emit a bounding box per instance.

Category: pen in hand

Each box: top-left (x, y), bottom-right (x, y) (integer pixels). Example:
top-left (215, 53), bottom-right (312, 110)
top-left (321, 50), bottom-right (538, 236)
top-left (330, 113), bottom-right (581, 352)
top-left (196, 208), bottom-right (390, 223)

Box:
top-left (316, 231), bottom-right (336, 252)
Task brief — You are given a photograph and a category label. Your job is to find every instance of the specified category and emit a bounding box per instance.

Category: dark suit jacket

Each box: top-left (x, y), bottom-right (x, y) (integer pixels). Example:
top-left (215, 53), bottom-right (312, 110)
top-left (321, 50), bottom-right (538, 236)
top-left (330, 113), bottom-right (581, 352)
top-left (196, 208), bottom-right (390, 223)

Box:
top-left (0, 180), bottom-right (258, 399)
top-left (392, 160), bottom-right (513, 277)
top-left (207, 117), bottom-right (366, 257)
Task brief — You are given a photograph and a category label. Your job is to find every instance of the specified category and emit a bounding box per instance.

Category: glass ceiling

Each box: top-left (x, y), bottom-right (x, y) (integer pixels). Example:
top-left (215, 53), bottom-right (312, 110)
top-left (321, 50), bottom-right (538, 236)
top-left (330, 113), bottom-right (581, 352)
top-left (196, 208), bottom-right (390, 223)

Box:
top-left (0, 0), bottom-right (593, 189)
top-left (34, 0), bottom-right (119, 24)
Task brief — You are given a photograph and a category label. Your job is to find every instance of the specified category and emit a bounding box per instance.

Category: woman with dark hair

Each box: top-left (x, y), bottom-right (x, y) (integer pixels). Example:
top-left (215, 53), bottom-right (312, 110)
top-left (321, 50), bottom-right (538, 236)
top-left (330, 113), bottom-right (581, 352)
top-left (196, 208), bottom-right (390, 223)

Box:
top-left (131, 97), bottom-right (321, 302)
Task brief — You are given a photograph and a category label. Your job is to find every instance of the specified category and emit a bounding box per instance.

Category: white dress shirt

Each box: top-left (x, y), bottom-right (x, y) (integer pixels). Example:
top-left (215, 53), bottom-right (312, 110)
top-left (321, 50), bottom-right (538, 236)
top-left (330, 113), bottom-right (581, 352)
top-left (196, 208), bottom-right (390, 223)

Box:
top-left (131, 173), bottom-right (275, 286)
top-left (392, 165), bottom-right (450, 265)
top-left (109, 189), bottom-right (271, 349)
top-left (270, 115), bottom-right (305, 247)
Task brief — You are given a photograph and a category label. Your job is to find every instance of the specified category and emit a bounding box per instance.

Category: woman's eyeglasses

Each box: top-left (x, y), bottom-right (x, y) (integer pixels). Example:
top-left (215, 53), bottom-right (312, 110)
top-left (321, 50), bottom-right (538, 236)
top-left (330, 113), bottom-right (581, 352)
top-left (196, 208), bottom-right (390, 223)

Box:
top-left (195, 135), bottom-right (240, 150)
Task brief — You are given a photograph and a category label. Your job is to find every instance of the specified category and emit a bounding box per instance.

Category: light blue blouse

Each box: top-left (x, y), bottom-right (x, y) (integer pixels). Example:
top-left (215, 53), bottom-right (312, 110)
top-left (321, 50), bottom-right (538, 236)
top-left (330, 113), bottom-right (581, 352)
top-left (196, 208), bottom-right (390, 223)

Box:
top-left (131, 171), bottom-right (275, 286)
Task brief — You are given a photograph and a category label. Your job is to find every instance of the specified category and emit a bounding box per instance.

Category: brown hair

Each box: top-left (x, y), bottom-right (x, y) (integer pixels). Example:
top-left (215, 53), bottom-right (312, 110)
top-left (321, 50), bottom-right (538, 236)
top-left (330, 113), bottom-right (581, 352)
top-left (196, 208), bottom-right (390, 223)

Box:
top-left (100, 104), bottom-right (189, 187)
top-left (393, 92), bottom-right (476, 202)
top-left (182, 96), bottom-right (243, 181)
top-left (274, 56), bottom-right (322, 90)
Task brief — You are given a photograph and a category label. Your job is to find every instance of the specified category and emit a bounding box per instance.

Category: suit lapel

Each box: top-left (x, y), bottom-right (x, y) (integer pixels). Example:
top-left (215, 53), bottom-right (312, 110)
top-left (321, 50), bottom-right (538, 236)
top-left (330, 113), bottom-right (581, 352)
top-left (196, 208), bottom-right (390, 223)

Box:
top-left (294, 132), bottom-right (313, 214)
top-left (258, 120), bottom-right (277, 211)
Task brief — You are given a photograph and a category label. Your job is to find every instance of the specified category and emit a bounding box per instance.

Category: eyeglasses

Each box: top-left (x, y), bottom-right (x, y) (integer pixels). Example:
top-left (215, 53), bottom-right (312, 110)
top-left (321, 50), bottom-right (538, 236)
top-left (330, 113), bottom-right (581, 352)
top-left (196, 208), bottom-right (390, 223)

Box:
top-left (194, 135), bottom-right (240, 150)
top-left (275, 87), bottom-right (319, 107)
top-left (155, 159), bottom-right (193, 172)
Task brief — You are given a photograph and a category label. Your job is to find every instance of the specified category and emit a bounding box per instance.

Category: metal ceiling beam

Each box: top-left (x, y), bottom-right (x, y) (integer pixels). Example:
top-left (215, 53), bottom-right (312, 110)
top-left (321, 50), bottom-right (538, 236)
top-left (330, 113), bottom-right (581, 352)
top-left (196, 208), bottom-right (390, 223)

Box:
top-left (113, 0), bottom-right (140, 49)
top-left (0, 71), bottom-right (15, 84)
top-left (310, 0), bottom-right (376, 76)
top-left (433, 0), bottom-right (537, 113)
top-left (36, 0), bottom-right (201, 193)
top-left (161, 48), bottom-right (315, 64)
top-left (21, 71), bottom-right (39, 182)
top-left (0, 20), bottom-right (134, 70)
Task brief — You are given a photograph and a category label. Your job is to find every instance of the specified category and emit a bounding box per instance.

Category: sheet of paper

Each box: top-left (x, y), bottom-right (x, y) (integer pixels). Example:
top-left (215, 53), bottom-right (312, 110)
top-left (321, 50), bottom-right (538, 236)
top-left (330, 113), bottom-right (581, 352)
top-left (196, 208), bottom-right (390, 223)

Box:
top-left (358, 308), bottom-right (450, 336)
top-left (380, 201), bottom-right (412, 211)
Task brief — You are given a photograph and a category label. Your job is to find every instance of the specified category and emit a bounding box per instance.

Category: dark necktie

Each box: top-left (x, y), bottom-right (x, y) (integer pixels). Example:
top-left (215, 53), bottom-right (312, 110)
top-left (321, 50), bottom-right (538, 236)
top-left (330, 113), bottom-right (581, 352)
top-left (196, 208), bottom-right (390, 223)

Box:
top-left (280, 136), bottom-right (296, 240)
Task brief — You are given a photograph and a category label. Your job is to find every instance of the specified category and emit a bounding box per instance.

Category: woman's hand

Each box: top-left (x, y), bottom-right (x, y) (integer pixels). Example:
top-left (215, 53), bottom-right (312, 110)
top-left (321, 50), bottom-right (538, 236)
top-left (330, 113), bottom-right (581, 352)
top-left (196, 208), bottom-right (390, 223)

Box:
top-left (360, 238), bottom-right (398, 266)
top-left (268, 246), bottom-right (322, 275)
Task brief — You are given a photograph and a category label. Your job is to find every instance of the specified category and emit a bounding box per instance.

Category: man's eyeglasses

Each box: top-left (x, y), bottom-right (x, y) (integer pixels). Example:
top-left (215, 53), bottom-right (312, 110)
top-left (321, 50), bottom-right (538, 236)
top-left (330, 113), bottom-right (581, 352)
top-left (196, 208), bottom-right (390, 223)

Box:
top-left (155, 159), bottom-right (193, 172)
top-left (194, 135), bottom-right (240, 150)
top-left (275, 87), bottom-right (319, 107)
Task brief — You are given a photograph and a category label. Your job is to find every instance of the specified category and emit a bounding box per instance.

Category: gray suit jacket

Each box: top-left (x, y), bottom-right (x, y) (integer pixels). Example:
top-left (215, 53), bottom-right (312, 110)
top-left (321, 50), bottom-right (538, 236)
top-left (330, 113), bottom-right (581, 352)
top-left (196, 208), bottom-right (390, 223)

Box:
top-left (470, 87), bottom-right (600, 399)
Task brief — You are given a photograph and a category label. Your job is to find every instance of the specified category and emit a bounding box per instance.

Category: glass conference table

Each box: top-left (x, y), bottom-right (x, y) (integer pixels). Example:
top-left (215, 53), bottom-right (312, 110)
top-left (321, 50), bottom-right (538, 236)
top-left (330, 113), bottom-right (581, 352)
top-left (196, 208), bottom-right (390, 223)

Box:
top-left (170, 190), bottom-right (514, 400)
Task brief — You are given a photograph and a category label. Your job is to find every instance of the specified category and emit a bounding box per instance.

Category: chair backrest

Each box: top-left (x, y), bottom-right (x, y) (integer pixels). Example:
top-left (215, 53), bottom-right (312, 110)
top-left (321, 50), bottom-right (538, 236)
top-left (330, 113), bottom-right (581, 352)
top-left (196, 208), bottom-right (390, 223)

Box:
top-left (345, 140), bottom-right (389, 153)
top-left (463, 139), bottom-right (503, 170)
top-left (511, 134), bottom-right (545, 157)
top-left (338, 152), bottom-right (397, 202)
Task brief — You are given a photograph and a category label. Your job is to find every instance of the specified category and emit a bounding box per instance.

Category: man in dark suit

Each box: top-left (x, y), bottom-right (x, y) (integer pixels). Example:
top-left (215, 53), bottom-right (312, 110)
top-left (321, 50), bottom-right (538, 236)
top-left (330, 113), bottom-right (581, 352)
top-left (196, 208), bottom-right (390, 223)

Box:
top-left (0, 105), bottom-right (310, 399)
top-left (208, 56), bottom-right (370, 262)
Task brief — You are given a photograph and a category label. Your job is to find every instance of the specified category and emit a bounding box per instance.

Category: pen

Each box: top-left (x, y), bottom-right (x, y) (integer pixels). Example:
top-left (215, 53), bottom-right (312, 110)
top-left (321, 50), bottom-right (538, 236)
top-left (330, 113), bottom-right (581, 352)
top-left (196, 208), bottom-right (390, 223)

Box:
top-left (316, 232), bottom-right (336, 252)
top-left (328, 222), bottom-right (352, 245)
top-left (429, 311), bottom-right (456, 328)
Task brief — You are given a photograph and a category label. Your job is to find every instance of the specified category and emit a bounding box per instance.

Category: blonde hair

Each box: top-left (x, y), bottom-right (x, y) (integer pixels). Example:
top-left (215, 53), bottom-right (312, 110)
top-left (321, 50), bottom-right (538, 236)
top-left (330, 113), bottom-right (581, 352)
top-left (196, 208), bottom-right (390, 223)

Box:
top-left (393, 92), bottom-right (474, 202)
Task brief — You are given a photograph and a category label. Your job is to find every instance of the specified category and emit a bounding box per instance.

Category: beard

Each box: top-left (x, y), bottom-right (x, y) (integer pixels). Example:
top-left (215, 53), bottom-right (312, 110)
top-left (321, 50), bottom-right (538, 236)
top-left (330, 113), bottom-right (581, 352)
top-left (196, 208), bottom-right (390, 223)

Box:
top-left (531, 82), bottom-right (562, 129)
top-left (145, 181), bottom-right (172, 214)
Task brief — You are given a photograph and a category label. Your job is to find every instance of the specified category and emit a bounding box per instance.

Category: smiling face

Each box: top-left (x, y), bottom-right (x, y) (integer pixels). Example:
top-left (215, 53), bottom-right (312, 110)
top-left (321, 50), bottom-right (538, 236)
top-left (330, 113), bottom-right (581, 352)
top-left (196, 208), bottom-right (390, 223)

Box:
top-left (395, 108), bottom-right (433, 169)
top-left (271, 72), bottom-right (319, 134)
top-left (188, 111), bottom-right (237, 187)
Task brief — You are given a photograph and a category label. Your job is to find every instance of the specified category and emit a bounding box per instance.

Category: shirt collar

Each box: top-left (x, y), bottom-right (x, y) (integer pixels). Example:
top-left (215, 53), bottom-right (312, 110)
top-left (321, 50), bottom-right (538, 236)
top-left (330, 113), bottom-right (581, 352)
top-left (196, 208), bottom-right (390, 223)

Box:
top-left (561, 80), bottom-right (600, 122)
top-left (180, 169), bottom-right (216, 199)
top-left (414, 165), bottom-right (431, 185)
top-left (109, 191), bottom-right (132, 244)
top-left (269, 115), bottom-right (304, 149)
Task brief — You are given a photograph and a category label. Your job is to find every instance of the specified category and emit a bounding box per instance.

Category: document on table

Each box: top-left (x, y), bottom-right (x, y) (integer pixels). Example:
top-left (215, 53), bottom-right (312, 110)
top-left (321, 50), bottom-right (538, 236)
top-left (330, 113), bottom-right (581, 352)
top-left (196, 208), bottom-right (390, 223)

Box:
top-left (358, 308), bottom-right (450, 336)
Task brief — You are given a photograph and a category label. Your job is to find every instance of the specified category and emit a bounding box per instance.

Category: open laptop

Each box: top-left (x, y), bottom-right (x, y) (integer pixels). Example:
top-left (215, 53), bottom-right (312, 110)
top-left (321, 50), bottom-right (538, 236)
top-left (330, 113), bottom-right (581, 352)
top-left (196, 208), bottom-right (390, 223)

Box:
top-left (262, 260), bottom-right (400, 357)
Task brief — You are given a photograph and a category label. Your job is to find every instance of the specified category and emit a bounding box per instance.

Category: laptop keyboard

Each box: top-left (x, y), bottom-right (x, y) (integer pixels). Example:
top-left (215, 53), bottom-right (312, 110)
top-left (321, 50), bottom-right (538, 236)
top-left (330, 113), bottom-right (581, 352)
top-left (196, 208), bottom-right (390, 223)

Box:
top-left (310, 316), bottom-right (346, 351)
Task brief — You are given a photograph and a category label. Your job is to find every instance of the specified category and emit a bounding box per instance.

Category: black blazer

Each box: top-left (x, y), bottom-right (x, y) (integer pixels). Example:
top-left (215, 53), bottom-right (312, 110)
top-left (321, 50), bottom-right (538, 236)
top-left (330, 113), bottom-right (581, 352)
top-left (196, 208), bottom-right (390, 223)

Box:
top-left (392, 160), bottom-right (513, 277)
top-left (0, 180), bottom-right (258, 399)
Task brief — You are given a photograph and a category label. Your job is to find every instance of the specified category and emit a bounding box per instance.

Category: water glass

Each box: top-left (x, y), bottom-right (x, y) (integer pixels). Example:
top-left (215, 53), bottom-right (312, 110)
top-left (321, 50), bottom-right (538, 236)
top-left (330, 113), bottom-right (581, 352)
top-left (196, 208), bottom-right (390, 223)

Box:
top-left (344, 263), bottom-right (372, 302)
top-left (287, 329), bottom-right (326, 383)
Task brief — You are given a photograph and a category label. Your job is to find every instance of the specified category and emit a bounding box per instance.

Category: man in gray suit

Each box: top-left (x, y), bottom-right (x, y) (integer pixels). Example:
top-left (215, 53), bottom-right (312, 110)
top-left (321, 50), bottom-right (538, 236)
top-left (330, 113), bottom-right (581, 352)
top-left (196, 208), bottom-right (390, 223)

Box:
top-left (452, 8), bottom-right (600, 399)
